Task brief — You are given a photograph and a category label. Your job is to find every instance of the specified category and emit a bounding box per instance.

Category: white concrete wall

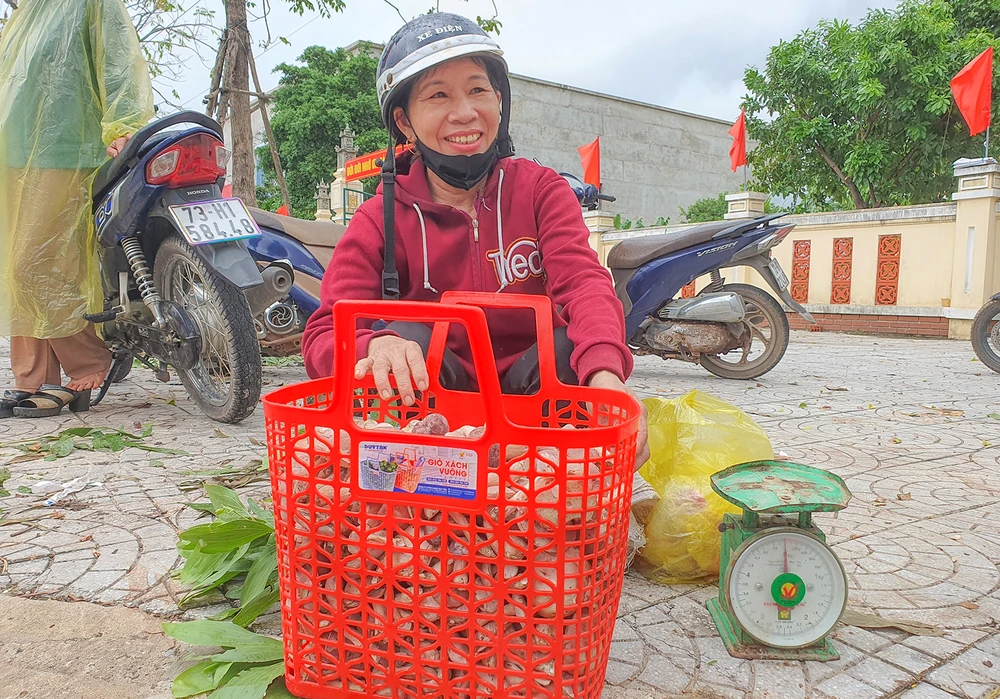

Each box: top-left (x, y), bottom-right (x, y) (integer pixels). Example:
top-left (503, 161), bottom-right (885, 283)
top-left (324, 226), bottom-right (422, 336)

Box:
top-left (508, 74), bottom-right (745, 225)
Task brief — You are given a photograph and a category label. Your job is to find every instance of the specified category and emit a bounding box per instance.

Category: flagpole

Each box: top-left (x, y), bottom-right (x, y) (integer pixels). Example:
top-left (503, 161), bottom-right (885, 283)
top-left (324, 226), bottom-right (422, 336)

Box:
top-left (986, 124), bottom-right (991, 160)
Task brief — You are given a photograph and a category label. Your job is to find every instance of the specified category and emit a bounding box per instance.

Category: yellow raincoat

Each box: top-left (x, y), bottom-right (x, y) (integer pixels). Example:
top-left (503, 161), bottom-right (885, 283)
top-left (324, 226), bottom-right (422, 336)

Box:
top-left (0, 0), bottom-right (154, 339)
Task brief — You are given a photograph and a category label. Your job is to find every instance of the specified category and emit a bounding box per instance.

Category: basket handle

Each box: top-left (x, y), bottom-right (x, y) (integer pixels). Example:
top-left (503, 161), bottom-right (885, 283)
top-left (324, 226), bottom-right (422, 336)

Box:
top-left (332, 298), bottom-right (507, 424)
top-left (437, 291), bottom-right (563, 390)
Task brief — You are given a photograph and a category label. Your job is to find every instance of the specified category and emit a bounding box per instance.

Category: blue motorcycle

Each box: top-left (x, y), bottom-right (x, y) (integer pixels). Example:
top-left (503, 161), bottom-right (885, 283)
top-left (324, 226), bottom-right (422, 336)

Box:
top-left (564, 174), bottom-right (816, 379)
top-left (244, 208), bottom-right (345, 357)
top-left (90, 111), bottom-right (293, 422)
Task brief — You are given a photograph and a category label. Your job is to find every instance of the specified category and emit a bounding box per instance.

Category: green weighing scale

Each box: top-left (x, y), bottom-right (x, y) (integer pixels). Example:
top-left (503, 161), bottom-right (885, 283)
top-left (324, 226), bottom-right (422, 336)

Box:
top-left (706, 460), bottom-right (852, 661)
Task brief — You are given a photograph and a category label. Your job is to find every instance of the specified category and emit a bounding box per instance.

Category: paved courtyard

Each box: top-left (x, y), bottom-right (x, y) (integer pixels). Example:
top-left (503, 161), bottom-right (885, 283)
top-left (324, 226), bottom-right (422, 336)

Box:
top-left (0, 329), bottom-right (998, 698)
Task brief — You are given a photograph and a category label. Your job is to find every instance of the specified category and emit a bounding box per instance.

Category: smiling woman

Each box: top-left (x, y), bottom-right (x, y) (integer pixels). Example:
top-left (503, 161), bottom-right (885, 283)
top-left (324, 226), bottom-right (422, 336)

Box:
top-left (300, 11), bottom-right (650, 468)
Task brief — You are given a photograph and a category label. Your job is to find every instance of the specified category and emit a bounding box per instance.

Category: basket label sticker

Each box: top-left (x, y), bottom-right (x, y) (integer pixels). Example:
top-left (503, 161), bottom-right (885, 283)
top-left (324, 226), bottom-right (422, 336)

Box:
top-left (358, 441), bottom-right (478, 499)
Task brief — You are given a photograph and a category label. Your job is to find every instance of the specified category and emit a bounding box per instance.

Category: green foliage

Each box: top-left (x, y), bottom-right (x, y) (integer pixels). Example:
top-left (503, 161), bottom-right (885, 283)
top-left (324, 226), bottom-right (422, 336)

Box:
top-left (614, 214), bottom-right (670, 230)
top-left (168, 485), bottom-right (287, 698)
top-left (743, 0), bottom-right (1000, 210)
top-left (256, 45), bottom-right (387, 218)
top-left (680, 192), bottom-right (730, 223)
top-left (0, 425), bottom-right (187, 462)
top-left (172, 484), bottom-right (277, 619)
top-left (163, 620), bottom-right (288, 698)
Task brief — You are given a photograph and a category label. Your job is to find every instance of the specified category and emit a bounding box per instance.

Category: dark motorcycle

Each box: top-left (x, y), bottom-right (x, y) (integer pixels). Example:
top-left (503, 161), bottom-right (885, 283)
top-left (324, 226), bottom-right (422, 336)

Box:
top-left (89, 111), bottom-right (293, 423)
top-left (972, 294), bottom-right (1000, 373)
top-left (565, 174), bottom-right (816, 379)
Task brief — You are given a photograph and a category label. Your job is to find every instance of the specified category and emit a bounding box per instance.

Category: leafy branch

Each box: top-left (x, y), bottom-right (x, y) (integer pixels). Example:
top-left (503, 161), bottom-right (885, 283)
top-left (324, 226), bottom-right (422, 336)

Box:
top-left (166, 485), bottom-right (286, 698)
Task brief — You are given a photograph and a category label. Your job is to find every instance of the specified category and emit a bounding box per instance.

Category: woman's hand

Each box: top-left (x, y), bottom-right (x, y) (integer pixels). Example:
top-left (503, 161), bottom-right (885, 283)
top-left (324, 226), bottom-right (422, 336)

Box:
top-left (107, 134), bottom-right (131, 158)
top-left (354, 335), bottom-right (429, 406)
top-left (587, 370), bottom-right (650, 470)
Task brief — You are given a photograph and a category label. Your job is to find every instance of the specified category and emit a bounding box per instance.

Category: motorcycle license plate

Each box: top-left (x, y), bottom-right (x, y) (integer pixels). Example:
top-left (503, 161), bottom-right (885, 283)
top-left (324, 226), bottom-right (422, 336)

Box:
top-left (168, 198), bottom-right (261, 246)
top-left (768, 257), bottom-right (790, 290)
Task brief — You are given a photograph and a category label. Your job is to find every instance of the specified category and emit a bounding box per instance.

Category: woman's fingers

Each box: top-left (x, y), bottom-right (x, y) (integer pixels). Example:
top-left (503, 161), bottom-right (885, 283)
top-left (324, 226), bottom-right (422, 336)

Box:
top-left (404, 342), bottom-right (430, 393)
top-left (361, 338), bottom-right (426, 405)
top-left (354, 357), bottom-right (374, 379)
top-left (371, 353), bottom-right (394, 399)
top-left (389, 348), bottom-right (416, 405)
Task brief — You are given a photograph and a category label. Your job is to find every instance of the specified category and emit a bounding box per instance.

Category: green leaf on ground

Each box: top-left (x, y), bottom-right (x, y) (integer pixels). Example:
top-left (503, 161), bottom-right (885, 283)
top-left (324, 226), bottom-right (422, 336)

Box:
top-left (205, 485), bottom-right (251, 521)
top-left (798, 402), bottom-right (807, 408)
top-left (206, 662), bottom-right (285, 699)
top-left (233, 588), bottom-right (280, 628)
top-left (241, 538), bottom-right (277, 606)
top-left (172, 660), bottom-right (234, 698)
top-left (16, 486), bottom-right (31, 494)
top-left (988, 413), bottom-right (1000, 420)
top-left (179, 520), bottom-right (274, 553)
top-left (162, 620), bottom-right (281, 651)
top-left (212, 643), bottom-right (284, 664)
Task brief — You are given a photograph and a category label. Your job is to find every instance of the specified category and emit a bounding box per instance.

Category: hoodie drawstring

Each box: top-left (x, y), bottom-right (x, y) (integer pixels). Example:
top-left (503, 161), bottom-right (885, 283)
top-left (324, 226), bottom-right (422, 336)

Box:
top-left (413, 203), bottom-right (438, 294)
top-left (496, 167), bottom-right (507, 290)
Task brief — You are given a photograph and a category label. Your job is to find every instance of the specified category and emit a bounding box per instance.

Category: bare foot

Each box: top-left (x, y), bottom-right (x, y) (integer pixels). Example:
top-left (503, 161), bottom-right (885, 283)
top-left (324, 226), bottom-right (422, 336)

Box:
top-left (66, 370), bottom-right (107, 392)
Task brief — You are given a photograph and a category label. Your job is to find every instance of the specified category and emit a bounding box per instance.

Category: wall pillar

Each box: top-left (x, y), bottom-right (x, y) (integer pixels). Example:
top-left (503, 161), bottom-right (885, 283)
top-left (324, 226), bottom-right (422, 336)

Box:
top-left (314, 181), bottom-right (333, 222)
top-left (583, 210), bottom-right (616, 266)
top-left (329, 125), bottom-right (358, 223)
top-left (948, 157), bottom-right (1000, 338)
top-left (724, 191), bottom-right (768, 220)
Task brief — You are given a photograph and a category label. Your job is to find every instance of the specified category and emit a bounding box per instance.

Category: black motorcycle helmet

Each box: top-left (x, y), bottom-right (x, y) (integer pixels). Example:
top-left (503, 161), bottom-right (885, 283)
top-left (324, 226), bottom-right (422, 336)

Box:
top-left (377, 12), bottom-right (514, 158)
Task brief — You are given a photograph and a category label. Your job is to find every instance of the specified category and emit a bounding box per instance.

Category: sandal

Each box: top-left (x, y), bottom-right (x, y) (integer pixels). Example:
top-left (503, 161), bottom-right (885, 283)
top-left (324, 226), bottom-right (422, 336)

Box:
top-left (0, 390), bottom-right (31, 418)
top-left (12, 385), bottom-right (91, 418)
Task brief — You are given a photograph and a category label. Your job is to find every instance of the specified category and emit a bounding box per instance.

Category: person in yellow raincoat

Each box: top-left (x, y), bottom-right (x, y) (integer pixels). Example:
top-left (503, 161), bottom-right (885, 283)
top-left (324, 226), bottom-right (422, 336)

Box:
top-left (0, 0), bottom-right (154, 417)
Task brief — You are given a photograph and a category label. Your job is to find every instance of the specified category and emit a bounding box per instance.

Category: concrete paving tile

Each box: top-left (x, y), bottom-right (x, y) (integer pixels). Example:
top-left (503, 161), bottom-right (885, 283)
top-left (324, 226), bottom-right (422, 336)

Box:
top-left (876, 643), bottom-right (941, 674)
top-left (635, 653), bottom-right (691, 694)
top-left (814, 673), bottom-right (884, 699)
top-left (748, 661), bottom-right (807, 699)
top-left (833, 625), bottom-right (895, 654)
top-left (898, 681), bottom-right (970, 698)
top-left (846, 657), bottom-right (917, 693)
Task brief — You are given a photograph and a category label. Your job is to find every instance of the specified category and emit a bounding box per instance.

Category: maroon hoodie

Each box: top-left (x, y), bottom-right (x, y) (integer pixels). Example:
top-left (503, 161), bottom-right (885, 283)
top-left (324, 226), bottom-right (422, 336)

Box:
top-left (301, 155), bottom-right (634, 386)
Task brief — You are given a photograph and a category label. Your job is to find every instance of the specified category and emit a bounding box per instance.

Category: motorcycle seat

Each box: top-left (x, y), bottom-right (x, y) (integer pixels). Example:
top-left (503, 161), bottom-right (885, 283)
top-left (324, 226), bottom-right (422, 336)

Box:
top-left (250, 207), bottom-right (347, 269)
top-left (606, 220), bottom-right (733, 270)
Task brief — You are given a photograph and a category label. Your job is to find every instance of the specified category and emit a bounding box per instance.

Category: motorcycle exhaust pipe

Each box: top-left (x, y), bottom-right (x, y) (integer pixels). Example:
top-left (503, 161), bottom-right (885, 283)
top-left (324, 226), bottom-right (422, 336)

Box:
top-left (245, 260), bottom-right (294, 315)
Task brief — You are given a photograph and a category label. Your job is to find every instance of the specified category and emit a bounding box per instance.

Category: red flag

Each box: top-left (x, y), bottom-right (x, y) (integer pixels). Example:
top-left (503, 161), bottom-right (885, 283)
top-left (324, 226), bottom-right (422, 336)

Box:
top-left (578, 137), bottom-right (601, 187)
top-left (276, 204), bottom-right (289, 216)
top-left (951, 47), bottom-right (994, 137)
top-left (728, 109), bottom-right (747, 172)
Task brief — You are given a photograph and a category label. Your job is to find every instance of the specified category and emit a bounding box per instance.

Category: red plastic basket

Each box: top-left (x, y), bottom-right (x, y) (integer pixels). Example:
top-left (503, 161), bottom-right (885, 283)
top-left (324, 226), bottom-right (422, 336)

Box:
top-left (263, 292), bottom-right (641, 699)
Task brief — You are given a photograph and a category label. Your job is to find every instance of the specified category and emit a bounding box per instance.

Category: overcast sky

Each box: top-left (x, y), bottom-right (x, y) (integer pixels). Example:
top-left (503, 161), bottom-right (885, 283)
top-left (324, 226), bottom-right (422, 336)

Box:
top-left (162, 0), bottom-right (899, 123)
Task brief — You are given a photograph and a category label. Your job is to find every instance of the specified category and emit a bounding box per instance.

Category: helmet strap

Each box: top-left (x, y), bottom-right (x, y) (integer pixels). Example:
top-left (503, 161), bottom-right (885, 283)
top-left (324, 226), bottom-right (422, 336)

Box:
top-left (380, 138), bottom-right (400, 300)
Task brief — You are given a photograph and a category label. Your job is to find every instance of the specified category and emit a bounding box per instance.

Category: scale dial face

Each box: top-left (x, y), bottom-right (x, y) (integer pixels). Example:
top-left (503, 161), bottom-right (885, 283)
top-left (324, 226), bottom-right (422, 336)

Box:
top-left (727, 527), bottom-right (847, 649)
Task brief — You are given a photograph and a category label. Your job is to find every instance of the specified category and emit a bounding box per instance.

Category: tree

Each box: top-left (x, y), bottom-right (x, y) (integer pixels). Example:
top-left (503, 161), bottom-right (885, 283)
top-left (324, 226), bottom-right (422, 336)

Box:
top-left (742, 0), bottom-right (1000, 210)
top-left (125, 0), bottom-right (217, 104)
top-left (256, 45), bottom-right (387, 218)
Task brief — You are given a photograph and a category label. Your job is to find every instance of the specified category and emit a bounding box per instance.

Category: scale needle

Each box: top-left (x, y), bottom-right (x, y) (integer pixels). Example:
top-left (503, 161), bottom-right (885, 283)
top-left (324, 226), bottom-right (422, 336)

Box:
top-left (783, 539), bottom-right (788, 574)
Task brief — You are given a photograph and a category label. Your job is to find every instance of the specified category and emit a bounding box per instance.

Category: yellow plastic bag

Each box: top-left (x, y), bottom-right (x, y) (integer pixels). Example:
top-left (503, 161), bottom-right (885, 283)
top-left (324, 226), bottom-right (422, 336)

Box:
top-left (635, 390), bottom-right (774, 584)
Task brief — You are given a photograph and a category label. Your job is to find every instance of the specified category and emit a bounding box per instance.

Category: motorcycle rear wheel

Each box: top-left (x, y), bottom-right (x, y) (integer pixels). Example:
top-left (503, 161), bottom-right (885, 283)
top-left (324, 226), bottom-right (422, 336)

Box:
top-left (971, 299), bottom-right (1000, 373)
top-left (699, 283), bottom-right (790, 380)
top-left (154, 236), bottom-right (262, 423)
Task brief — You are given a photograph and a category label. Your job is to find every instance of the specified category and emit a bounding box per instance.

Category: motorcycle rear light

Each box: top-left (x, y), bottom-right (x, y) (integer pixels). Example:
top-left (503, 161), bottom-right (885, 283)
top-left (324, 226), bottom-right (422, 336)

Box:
top-left (773, 225), bottom-right (794, 243)
top-left (215, 145), bottom-right (230, 172)
top-left (145, 133), bottom-right (227, 188)
top-left (146, 150), bottom-right (179, 182)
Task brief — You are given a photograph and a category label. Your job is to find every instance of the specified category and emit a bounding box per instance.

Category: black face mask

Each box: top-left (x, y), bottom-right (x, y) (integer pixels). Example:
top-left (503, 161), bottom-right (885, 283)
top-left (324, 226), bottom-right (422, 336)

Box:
top-left (414, 138), bottom-right (499, 191)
